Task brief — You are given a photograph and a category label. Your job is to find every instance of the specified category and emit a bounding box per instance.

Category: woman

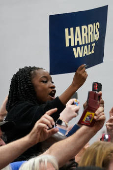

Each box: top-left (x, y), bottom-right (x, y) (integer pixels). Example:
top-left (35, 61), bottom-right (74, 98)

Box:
top-left (79, 141), bottom-right (113, 170)
top-left (5, 65), bottom-right (87, 161)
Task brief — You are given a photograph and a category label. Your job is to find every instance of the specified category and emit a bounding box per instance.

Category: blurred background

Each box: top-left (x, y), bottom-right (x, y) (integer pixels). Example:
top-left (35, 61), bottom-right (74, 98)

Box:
top-left (0, 0), bottom-right (112, 143)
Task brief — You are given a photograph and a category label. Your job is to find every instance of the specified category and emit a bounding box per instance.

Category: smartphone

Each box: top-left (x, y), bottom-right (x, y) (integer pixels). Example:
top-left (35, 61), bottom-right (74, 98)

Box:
top-left (100, 133), bottom-right (111, 142)
top-left (78, 91), bottom-right (99, 127)
top-left (71, 92), bottom-right (78, 99)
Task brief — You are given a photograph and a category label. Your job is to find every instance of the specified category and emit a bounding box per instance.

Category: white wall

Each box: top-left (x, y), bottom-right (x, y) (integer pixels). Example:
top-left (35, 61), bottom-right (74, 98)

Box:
top-left (0, 0), bottom-right (113, 143)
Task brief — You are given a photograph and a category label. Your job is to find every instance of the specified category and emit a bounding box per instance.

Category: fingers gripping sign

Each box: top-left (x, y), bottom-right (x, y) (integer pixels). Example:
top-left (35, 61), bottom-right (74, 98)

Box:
top-left (72, 64), bottom-right (88, 90)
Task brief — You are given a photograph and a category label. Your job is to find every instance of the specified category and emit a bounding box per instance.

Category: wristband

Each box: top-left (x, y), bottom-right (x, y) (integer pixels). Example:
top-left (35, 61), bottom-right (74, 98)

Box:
top-left (66, 124), bottom-right (80, 137)
top-left (56, 118), bottom-right (68, 127)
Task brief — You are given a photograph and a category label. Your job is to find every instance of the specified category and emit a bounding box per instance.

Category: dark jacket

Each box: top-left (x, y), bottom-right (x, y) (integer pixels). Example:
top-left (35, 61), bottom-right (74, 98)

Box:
top-left (5, 97), bottom-right (65, 161)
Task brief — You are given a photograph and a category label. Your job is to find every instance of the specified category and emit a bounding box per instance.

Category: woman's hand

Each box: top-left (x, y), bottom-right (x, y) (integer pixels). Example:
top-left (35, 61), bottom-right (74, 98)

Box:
top-left (71, 64), bottom-right (88, 90)
top-left (59, 98), bottom-right (80, 123)
top-left (28, 108), bottom-right (59, 145)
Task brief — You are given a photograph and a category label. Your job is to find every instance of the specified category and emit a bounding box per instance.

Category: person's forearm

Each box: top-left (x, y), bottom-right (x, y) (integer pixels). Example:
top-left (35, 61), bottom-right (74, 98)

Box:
top-left (0, 96), bottom-right (8, 114)
top-left (0, 135), bottom-right (32, 169)
top-left (45, 126), bottom-right (96, 167)
top-left (59, 84), bottom-right (78, 105)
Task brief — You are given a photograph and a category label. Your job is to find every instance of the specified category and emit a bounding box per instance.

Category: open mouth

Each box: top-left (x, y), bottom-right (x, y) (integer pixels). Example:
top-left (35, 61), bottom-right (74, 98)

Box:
top-left (49, 90), bottom-right (56, 98)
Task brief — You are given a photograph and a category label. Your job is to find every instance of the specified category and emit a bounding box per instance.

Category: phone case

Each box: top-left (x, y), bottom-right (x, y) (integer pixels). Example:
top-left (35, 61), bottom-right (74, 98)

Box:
top-left (101, 133), bottom-right (111, 142)
top-left (78, 91), bottom-right (100, 127)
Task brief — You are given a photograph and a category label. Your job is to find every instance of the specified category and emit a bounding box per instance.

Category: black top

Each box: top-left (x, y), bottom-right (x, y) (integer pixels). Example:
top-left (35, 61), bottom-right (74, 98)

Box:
top-left (5, 97), bottom-right (65, 161)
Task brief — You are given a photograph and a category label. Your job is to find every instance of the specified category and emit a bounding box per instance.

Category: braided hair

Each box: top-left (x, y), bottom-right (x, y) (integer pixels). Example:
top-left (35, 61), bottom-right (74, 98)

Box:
top-left (6, 66), bottom-right (43, 112)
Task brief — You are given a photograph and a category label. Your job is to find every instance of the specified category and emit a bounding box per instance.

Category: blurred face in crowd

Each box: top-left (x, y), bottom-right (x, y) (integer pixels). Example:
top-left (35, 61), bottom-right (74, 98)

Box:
top-left (0, 127), bottom-right (5, 146)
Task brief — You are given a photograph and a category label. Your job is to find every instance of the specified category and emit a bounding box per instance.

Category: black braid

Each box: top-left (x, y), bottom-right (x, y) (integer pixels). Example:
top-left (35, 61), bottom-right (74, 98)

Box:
top-left (6, 66), bottom-right (43, 112)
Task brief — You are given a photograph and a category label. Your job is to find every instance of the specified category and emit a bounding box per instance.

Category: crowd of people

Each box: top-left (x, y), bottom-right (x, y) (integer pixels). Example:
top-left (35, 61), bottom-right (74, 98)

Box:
top-left (0, 64), bottom-right (113, 170)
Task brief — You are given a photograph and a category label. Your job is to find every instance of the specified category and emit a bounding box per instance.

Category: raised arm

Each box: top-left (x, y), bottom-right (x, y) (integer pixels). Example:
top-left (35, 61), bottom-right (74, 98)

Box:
top-left (59, 64), bottom-right (88, 105)
top-left (0, 109), bottom-right (58, 169)
top-left (45, 106), bottom-right (105, 167)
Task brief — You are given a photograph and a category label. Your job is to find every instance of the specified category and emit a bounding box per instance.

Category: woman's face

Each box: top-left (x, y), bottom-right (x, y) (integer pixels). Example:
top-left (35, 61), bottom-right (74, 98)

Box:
top-left (31, 69), bottom-right (56, 103)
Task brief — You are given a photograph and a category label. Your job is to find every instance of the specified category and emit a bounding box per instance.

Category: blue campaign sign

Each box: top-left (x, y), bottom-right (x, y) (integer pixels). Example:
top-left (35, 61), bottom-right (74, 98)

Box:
top-left (49, 5), bottom-right (108, 75)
